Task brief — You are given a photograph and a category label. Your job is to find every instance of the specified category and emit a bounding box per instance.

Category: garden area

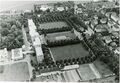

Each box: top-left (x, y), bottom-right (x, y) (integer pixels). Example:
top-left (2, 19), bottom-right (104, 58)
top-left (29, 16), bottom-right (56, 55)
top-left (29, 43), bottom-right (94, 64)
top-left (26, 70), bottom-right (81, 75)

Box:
top-left (0, 62), bottom-right (30, 81)
top-left (45, 31), bottom-right (76, 42)
top-left (50, 43), bottom-right (89, 61)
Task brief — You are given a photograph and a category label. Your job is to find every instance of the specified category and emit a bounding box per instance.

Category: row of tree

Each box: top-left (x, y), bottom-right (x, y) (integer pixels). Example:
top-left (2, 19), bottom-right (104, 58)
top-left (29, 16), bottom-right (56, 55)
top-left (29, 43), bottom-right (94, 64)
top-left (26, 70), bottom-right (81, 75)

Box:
top-left (37, 54), bottom-right (97, 71)
top-left (37, 15), bottom-right (64, 24)
top-left (42, 44), bottom-right (54, 65)
top-left (47, 37), bottom-right (80, 47)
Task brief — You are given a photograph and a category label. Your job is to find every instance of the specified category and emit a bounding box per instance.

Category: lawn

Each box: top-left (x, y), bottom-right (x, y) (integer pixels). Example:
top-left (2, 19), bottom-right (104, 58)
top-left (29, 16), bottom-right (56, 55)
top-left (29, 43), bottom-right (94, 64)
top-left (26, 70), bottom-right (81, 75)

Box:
top-left (77, 64), bottom-right (97, 81)
top-left (50, 43), bottom-right (89, 61)
top-left (39, 21), bottom-right (68, 29)
top-left (93, 59), bottom-right (114, 77)
top-left (0, 62), bottom-right (30, 81)
top-left (46, 31), bottom-right (76, 42)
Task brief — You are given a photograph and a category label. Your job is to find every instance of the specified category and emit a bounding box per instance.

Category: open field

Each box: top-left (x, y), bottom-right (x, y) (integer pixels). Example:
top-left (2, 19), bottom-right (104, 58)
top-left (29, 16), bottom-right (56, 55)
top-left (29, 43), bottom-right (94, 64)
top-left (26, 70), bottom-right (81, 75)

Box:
top-left (77, 64), bottom-right (97, 81)
top-left (0, 62), bottom-right (30, 81)
top-left (46, 31), bottom-right (76, 42)
top-left (50, 43), bottom-right (89, 61)
top-left (93, 59), bottom-right (114, 77)
top-left (39, 21), bottom-right (68, 29)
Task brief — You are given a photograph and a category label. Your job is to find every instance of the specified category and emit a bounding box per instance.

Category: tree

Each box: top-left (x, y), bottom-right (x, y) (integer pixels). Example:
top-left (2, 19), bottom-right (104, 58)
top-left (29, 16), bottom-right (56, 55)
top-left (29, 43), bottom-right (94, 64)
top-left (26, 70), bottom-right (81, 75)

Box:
top-left (0, 28), bottom-right (9, 36)
top-left (16, 20), bottom-right (21, 29)
top-left (11, 25), bottom-right (17, 32)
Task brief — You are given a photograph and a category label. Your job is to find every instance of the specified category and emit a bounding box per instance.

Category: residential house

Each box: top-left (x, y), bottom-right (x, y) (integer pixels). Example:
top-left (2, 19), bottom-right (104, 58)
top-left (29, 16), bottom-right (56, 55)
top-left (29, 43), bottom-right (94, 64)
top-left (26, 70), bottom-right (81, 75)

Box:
top-left (114, 47), bottom-right (120, 54)
top-left (90, 20), bottom-right (98, 29)
top-left (102, 36), bottom-right (112, 44)
top-left (100, 17), bottom-right (107, 24)
top-left (110, 12), bottom-right (120, 22)
top-left (111, 24), bottom-right (119, 32)
top-left (94, 24), bottom-right (107, 33)
top-left (11, 48), bottom-right (23, 61)
top-left (108, 20), bottom-right (115, 27)
top-left (111, 31), bottom-right (119, 38)
top-left (57, 7), bottom-right (64, 11)
top-left (0, 48), bottom-right (8, 62)
top-left (109, 41), bottom-right (117, 48)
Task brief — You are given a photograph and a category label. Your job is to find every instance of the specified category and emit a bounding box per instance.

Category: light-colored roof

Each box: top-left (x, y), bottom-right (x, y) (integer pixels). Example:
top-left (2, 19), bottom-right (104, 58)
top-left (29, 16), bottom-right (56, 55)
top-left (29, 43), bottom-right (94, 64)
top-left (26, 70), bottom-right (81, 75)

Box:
top-left (28, 19), bottom-right (37, 32)
top-left (95, 24), bottom-right (108, 32)
top-left (111, 13), bottom-right (120, 22)
top-left (33, 37), bottom-right (41, 46)
top-left (103, 36), bottom-right (112, 44)
top-left (40, 5), bottom-right (52, 11)
top-left (28, 19), bottom-right (39, 37)
top-left (57, 7), bottom-right (64, 11)
top-left (30, 31), bottom-right (39, 37)
top-left (11, 48), bottom-right (23, 59)
top-left (35, 46), bottom-right (43, 56)
top-left (0, 48), bottom-right (8, 61)
top-left (91, 20), bottom-right (98, 26)
top-left (35, 46), bottom-right (43, 63)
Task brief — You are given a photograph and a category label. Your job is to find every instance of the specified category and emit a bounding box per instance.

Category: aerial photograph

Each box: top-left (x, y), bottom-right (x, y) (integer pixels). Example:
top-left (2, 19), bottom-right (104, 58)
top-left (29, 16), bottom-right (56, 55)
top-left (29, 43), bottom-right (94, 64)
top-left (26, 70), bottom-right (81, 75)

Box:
top-left (0, 0), bottom-right (119, 82)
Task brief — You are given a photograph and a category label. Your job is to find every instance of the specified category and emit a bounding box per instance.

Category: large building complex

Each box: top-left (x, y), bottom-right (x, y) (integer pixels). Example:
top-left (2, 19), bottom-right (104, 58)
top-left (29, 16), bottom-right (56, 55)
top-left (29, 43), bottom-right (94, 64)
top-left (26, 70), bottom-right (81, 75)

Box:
top-left (0, 0), bottom-right (119, 82)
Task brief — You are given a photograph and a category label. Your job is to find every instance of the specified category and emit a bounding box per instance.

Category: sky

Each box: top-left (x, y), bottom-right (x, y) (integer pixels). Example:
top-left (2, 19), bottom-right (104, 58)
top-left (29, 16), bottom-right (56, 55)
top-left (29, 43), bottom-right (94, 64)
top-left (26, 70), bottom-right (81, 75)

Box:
top-left (0, 0), bottom-right (113, 11)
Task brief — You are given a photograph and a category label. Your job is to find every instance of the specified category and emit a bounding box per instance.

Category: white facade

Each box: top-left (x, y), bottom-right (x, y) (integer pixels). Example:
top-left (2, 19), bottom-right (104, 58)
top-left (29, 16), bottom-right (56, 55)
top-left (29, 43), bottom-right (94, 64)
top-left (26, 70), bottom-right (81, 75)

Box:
top-left (28, 19), bottom-right (44, 63)
top-left (0, 48), bottom-right (8, 62)
top-left (35, 46), bottom-right (44, 63)
top-left (40, 5), bottom-right (54, 12)
top-left (57, 7), bottom-right (64, 11)
top-left (11, 48), bottom-right (23, 61)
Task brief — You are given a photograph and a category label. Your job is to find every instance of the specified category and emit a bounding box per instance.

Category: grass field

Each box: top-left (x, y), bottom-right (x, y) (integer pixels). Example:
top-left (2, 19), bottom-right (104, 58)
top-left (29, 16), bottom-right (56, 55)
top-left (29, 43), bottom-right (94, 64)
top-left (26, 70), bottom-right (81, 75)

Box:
top-left (77, 64), bottom-right (97, 81)
top-left (93, 59), bottom-right (114, 77)
top-left (0, 62), bottom-right (30, 81)
top-left (46, 31), bottom-right (76, 42)
top-left (50, 43), bottom-right (89, 61)
top-left (39, 21), bottom-right (68, 29)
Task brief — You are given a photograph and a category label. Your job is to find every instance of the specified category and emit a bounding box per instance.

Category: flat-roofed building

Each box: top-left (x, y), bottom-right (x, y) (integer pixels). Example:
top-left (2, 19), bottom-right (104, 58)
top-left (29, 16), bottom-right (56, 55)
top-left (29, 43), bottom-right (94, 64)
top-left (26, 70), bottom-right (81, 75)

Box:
top-left (35, 46), bottom-right (44, 63)
top-left (0, 48), bottom-right (8, 62)
top-left (28, 19), bottom-right (44, 63)
top-left (11, 48), bottom-right (23, 61)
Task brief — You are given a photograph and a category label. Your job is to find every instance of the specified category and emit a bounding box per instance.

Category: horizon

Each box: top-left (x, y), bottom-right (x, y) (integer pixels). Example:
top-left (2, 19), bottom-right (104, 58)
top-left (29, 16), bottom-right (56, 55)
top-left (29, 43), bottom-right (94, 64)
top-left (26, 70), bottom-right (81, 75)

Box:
top-left (0, 0), bottom-right (93, 11)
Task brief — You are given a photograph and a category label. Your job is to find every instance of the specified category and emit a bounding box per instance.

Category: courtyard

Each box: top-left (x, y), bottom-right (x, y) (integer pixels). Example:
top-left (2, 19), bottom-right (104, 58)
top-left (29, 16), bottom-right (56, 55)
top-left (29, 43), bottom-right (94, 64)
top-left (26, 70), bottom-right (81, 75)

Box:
top-left (0, 62), bottom-right (30, 81)
top-left (46, 31), bottom-right (76, 42)
top-left (50, 43), bottom-right (89, 61)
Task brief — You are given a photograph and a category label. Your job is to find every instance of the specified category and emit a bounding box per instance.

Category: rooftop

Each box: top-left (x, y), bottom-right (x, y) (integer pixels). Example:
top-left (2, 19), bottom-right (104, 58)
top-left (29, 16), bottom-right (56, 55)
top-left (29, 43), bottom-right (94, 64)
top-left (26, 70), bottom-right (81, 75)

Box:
top-left (0, 48), bottom-right (8, 61)
top-left (11, 48), bottom-right (23, 60)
